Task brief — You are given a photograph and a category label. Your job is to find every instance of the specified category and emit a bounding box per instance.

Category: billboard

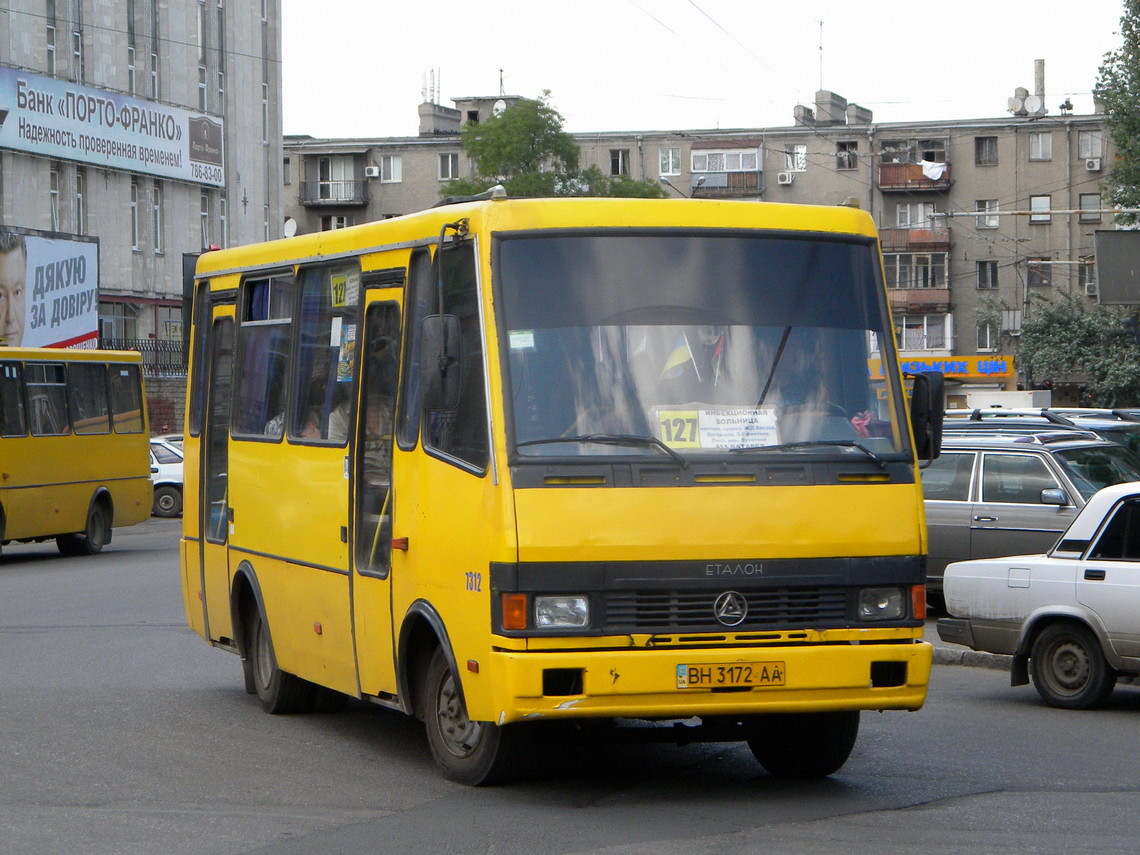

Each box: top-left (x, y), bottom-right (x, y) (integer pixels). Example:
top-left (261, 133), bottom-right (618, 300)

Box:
top-left (0, 67), bottom-right (224, 187)
top-left (1, 230), bottom-right (99, 348)
top-left (1094, 230), bottom-right (1140, 305)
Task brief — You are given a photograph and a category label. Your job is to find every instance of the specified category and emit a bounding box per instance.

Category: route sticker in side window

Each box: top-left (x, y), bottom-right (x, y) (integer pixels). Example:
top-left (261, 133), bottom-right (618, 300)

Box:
top-left (655, 405), bottom-right (779, 450)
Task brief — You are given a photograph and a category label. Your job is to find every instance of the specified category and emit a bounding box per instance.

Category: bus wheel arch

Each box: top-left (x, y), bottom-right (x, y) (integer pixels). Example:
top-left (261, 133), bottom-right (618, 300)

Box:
top-left (56, 489), bottom-right (113, 556)
top-left (398, 601), bottom-right (457, 722)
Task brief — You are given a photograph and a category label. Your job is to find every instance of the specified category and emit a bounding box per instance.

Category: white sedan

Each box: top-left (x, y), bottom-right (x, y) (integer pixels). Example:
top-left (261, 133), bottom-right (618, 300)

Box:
top-left (937, 481), bottom-right (1140, 709)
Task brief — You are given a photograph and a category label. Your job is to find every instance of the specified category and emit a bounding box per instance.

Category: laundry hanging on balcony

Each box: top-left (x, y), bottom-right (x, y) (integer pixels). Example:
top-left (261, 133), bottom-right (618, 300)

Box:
top-left (917, 160), bottom-right (947, 180)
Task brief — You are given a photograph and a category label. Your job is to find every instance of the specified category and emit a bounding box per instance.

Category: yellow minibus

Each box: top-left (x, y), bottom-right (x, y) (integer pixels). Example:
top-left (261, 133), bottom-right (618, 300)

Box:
top-left (0, 347), bottom-right (151, 555)
top-left (181, 195), bottom-right (941, 784)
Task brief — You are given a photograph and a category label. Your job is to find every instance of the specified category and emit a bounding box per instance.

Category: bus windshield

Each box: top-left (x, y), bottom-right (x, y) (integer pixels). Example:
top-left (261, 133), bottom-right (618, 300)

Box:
top-left (497, 231), bottom-right (907, 460)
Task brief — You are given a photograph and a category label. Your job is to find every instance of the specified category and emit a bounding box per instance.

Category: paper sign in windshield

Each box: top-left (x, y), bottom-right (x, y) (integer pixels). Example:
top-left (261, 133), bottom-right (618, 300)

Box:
top-left (655, 406), bottom-right (779, 449)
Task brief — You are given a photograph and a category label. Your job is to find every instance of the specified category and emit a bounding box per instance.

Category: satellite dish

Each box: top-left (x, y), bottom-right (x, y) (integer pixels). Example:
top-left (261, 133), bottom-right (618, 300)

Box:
top-left (1024, 94), bottom-right (1042, 114)
top-left (1007, 96), bottom-right (1024, 115)
top-left (283, 217), bottom-right (297, 238)
top-left (492, 99), bottom-right (507, 116)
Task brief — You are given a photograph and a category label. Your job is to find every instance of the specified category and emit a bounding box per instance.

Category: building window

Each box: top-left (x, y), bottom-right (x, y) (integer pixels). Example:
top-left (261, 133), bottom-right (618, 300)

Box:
top-left (975, 199), bottom-right (999, 229)
top-left (99, 301), bottom-right (139, 340)
top-left (438, 152), bottom-right (460, 181)
top-left (1027, 257), bottom-right (1051, 287)
top-left (977, 321), bottom-right (998, 352)
top-left (217, 69), bottom-right (225, 106)
top-left (1078, 130), bottom-right (1103, 160)
top-left (977, 260), bottom-right (999, 289)
top-left (691, 150), bottom-right (758, 172)
top-left (71, 20), bottom-right (85, 82)
top-left (74, 166), bottom-right (86, 235)
top-left (263, 203), bottom-right (270, 242)
top-left (47, 24), bottom-right (57, 74)
top-left (218, 195), bottom-right (228, 249)
top-left (917, 139), bottom-right (947, 162)
top-left (610, 149), bottom-right (630, 176)
top-left (49, 163), bottom-right (60, 231)
top-left (282, 156), bottom-right (291, 185)
top-left (318, 156), bottom-right (354, 201)
top-left (836, 141), bottom-right (858, 170)
top-left (381, 154), bottom-right (402, 183)
top-left (1079, 193), bottom-right (1102, 223)
top-left (784, 143), bottom-right (808, 172)
top-left (883, 253), bottom-right (946, 289)
top-left (881, 140), bottom-right (909, 163)
top-left (659, 147), bottom-right (681, 176)
top-left (320, 215), bottom-right (354, 231)
top-left (896, 202), bottom-right (937, 229)
top-left (1029, 132), bottom-right (1052, 161)
top-left (261, 82), bottom-right (269, 144)
top-left (200, 190), bottom-right (210, 248)
top-left (126, 45), bottom-right (136, 92)
top-left (151, 181), bottom-right (164, 252)
top-left (975, 136), bottom-right (998, 166)
top-left (130, 178), bottom-right (139, 250)
top-left (1029, 195), bottom-right (1051, 223)
top-left (1079, 257), bottom-right (1096, 294)
top-left (150, 51), bottom-right (159, 99)
top-left (895, 314), bottom-right (947, 350)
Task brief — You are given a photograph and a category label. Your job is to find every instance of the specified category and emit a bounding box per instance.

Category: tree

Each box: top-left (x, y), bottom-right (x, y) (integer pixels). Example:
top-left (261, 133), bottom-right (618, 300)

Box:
top-left (441, 92), bottom-right (665, 200)
top-left (1095, 0), bottom-right (1140, 224)
top-left (1017, 290), bottom-right (1140, 405)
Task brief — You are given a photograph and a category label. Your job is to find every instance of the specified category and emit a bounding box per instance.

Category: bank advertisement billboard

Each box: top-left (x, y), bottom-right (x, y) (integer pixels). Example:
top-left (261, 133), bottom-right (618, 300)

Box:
top-left (1, 230), bottom-right (99, 349)
top-left (0, 67), bottom-right (224, 187)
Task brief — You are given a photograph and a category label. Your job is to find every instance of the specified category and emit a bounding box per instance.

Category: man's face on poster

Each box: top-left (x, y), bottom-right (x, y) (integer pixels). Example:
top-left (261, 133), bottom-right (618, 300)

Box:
top-left (0, 243), bottom-right (26, 346)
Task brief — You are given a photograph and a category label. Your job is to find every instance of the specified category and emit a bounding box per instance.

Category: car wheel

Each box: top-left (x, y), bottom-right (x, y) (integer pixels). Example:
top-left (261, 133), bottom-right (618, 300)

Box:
top-left (1029, 621), bottom-right (1116, 709)
top-left (747, 710), bottom-right (860, 778)
top-left (421, 647), bottom-right (528, 785)
top-left (57, 502), bottom-right (110, 556)
top-left (152, 485), bottom-right (183, 517)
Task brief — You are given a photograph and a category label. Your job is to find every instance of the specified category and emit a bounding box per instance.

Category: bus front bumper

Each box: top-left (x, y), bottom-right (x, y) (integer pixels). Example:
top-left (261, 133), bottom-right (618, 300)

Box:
top-left (483, 640), bottom-right (932, 725)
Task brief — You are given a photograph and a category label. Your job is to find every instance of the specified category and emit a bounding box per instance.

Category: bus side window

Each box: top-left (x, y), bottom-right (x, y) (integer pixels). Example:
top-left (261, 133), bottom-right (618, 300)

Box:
top-left (68, 362), bottom-right (111, 435)
top-left (26, 362), bottom-right (70, 436)
top-left (0, 361), bottom-right (26, 437)
top-left (109, 364), bottom-right (144, 433)
top-left (234, 273), bottom-right (294, 439)
top-left (397, 248), bottom-right (433, 450)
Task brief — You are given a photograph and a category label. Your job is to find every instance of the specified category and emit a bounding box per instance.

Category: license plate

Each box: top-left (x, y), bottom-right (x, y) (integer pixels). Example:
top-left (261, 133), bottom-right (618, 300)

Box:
top-left (676, 661), bottom-right (786, 689)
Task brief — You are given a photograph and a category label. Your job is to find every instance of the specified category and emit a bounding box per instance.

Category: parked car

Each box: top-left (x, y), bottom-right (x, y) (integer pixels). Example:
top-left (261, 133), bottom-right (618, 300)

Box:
top-left (921, 432), bottom-right (1140, 603)
top-left (149, 438), bottom-right (184, 517)
top-left (937, 480), bottom-right (1140, 709)
top-left (943, 408), bottom-right (1140, 456)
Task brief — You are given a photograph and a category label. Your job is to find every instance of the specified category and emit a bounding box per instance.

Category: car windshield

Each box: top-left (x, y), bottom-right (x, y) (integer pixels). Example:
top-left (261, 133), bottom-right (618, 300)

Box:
top-left (1092, 426), bottom-right (1140, 457)
top-left (496, 231), bottom-right (909, 461)
top-left (1054, 445), bottom-right (1140, 500)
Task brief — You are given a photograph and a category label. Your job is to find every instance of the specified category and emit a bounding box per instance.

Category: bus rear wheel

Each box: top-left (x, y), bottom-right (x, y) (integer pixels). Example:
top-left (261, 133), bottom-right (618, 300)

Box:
top-left (747, 710), bottom-right (860, 779)
top-left (57, 503), bottom-right (110, 556)
top-left (152, 485), bottom-right (182, 518)
top-left (246, 605), bottom-right (315, 714)
top-left (421, 647), bottom-right (527, 785)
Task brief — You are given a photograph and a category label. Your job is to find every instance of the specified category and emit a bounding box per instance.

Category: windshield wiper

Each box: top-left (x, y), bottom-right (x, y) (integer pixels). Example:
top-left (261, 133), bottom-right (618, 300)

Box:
top-left (729, 439), bottom-right (888, 470)
top-left (517, 434), bottom-right (689, 468)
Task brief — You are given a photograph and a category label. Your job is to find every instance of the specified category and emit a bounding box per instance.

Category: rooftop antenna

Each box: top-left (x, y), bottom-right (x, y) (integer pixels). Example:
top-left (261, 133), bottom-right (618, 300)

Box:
top-left (499, 68), bottom-right (504, 97)
top-left (818, 20), bottom-right (823, 91)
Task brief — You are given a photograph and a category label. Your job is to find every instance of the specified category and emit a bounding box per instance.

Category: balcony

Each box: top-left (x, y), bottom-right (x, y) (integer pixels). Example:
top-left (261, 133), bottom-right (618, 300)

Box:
top-left (691, 171), bottom-right (761, 199)
top-left (887, 288), bottom-right (950, 313)
top-left (877, 162), bottom-right (952, 192)
top-left (299, 179), bottom-right (370, 207)
top-left (879, 226), bottom-right (952, 252)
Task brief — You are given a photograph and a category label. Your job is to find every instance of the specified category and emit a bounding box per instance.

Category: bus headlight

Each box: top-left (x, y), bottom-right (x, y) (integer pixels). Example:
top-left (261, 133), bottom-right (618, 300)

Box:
top-left (534, 595), bottom-right (590, 629)
top-left (858, 587), bottom-right (905, 621)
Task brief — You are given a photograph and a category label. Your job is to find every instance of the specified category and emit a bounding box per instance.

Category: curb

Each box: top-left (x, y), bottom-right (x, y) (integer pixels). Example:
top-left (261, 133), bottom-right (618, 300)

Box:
top-left (932, 645), bottom-right (1012, 671)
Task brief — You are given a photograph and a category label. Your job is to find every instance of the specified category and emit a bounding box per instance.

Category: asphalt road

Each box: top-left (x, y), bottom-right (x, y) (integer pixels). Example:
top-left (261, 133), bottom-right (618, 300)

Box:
top-left (2, 519), bottom-right (1138, 855)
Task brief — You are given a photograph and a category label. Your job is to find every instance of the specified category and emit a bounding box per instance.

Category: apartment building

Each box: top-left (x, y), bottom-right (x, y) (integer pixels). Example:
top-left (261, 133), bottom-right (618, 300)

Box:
top-left (283, 87), bottom-right (1109, 402)
top-left (1, 1), bottom-right (283, 373)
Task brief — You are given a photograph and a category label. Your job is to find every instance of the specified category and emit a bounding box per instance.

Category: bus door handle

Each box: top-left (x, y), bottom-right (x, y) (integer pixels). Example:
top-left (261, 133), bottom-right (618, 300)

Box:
top-left (973, 515), bottom-right (998, 522)
top-left (227, 507), bottom-right (234, 523)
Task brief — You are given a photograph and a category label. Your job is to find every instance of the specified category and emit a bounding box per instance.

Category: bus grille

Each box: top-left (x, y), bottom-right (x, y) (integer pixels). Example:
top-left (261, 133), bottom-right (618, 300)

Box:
top-left (604, 587), bottom-right (848, 632)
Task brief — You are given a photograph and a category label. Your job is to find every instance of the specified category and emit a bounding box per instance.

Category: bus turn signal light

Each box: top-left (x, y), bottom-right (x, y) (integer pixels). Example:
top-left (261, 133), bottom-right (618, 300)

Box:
top-left (912, 585), bottom-right (926, 621)
top-left (501, 593), bottom-right (528, 630)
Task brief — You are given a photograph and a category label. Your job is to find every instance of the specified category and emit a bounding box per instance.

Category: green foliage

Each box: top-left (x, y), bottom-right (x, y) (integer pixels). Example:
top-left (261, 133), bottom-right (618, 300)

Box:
top-left (1095, 0), bottom-right (1140, 224)
top-left (1018, 291), bottom-right (1140, 405)
top-left (441, 92), bottom-right (666, 200)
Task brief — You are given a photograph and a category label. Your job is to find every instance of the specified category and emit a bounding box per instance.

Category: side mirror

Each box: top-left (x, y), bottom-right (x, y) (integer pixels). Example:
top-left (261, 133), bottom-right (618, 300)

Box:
top-left (909, 371), bottom-right (944, 464)
top-left (1041, 488), bottom-right (1068, 506)
top-left (420, 314), bottom-right (462, 411)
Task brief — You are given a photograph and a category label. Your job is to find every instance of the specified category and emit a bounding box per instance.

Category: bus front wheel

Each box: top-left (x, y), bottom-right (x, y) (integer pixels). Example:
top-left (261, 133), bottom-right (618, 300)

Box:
top-left (57, 503), bottom-right (110, 556)
top-left (421, 647), bottom-right (527, 785)
top-left (747, 710), bottom-right (859, 778)
top-left (246, 606), bottom-right (315, 714)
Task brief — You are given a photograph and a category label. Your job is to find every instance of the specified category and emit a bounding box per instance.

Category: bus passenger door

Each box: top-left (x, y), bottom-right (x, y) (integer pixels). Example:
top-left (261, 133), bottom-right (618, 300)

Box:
top-left (200, 313), bottom-right (236, 643)
top-left (352, 300), bottom-right (401, 696)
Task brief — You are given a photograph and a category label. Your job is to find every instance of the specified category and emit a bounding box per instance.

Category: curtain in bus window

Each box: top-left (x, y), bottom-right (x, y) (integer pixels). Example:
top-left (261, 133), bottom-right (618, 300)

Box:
top-left (68, 363), bottom-right (111, 435)
top-left (234, 274), bottom-right (294, 438)
top-left (0, 361), bottom-right (26, 437)
top-left (109, 364), bottom-right (144, 433)
top-left (26, 363), bottom-right (70, 436)
top-left (291, 262), bottom-right (360, 444)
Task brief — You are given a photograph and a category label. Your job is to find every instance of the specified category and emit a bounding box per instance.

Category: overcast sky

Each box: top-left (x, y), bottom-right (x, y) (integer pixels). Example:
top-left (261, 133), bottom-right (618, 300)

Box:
top-left (281, 0), bottom-right (1127, 139)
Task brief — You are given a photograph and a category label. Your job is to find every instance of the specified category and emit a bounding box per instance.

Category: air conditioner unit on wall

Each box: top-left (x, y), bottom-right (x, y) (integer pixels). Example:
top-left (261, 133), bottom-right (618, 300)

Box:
top-left (1085, 158), bottom-right (1102, 172)
top-left (364, 165), bottom-right (381, 178)
top-left (1086, 281), bottom-right (1099, 296)
top-left (776, 172), bottom-right (794, 185)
